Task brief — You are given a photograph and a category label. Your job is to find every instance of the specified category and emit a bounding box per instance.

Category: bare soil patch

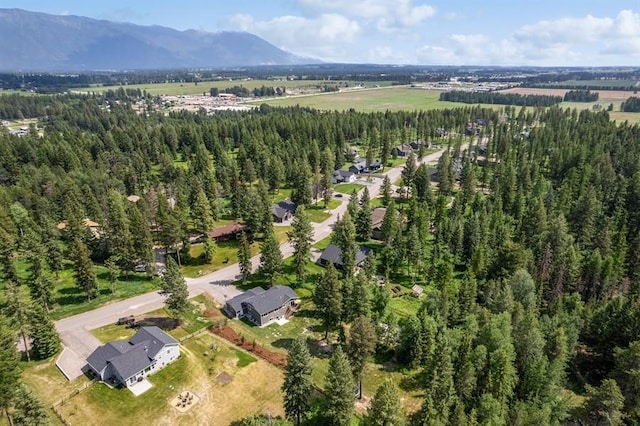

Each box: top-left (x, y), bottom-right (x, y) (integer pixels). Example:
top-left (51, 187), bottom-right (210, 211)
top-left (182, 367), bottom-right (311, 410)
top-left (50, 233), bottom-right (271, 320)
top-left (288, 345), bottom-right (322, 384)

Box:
top-left (209, 325), bottom-right (287, 368)
top-left (203, 308), bottom-right (221, 318)
top-left (216, 371), bottom-right (233, 385)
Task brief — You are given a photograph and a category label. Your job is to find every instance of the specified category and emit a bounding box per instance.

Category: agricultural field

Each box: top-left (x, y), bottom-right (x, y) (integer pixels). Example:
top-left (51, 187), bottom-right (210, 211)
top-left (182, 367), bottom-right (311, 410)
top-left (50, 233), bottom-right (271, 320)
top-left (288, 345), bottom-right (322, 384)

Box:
top-left (75, 79), bottom-right (392, 96)
top-left (535, 79), bottom-right (640, 90)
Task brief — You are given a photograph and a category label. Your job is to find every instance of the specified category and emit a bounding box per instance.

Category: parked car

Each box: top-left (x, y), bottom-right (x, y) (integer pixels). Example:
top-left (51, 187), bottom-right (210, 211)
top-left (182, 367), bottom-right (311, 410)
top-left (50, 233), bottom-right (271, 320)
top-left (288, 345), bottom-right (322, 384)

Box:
top-left (134, 264), bottom-right (147, 273)
top-left (334, 193), bottom-right (343, 198)
top-left (116, 315), bottom-right (135, 325)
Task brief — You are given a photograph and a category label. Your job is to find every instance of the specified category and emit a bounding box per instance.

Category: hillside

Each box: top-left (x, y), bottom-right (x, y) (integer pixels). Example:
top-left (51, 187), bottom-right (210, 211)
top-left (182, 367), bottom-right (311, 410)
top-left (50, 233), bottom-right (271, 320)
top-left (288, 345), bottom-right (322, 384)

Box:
top-left (0, 8), bottom-right (316, 71)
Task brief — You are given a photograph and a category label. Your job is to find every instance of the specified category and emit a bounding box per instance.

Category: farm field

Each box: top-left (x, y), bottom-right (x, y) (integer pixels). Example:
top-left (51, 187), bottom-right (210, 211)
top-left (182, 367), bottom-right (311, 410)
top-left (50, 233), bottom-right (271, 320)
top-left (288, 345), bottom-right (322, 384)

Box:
top-left (75, 79), bottom-right (392, 96)
top-left (533, 79), bottom-right (640, 89)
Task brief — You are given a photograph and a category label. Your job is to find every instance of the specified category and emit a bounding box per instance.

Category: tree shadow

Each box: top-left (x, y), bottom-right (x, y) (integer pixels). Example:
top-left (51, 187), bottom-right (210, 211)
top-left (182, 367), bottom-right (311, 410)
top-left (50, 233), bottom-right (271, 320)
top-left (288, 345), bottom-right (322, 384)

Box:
top-left (137, 316), bottom-right (180, 330)
top-left (272, 338), bottom-right (294, 350)
top-left (398, 373), bottom-right (422, 392)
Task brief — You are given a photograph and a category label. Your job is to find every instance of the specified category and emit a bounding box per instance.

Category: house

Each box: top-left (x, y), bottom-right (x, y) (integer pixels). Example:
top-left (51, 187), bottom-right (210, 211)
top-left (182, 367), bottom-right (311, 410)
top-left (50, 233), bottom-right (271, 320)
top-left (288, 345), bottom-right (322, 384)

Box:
top-left (348, 160), bottom-right (383, 175)
top-left (126, 195), bottom-right (141, 203)
top-left (86, 326), bottom-right (179, 387)
top-left (318, 244), bottom-right (371, 270)
top-left (412, 285), bottom-right (424, 297)
top-left (409, 139), bottom-right (430, 150)
top-left (208, 222), bottom-right (248, 242)
top-left (272, 199), bottom-right (297, 223)
top-left (224, 285), bottom-right (299, 327)
top-left (333, 170), bottom-right (357, 184)
top-left (371, 207), bottom-right (387, 240)
top-left (391, 145), bottom-right (413, 157)
top-left (56, 218), bottom-right (102, 238)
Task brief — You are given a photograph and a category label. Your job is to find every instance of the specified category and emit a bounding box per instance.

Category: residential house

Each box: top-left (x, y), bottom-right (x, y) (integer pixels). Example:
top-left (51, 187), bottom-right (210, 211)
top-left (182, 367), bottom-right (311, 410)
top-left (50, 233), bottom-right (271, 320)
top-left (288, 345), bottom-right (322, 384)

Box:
top-left (208, 222), bottom-right (248, 242)
top-left (412, 285), bottom-right (424, 297)
top-left (271, 199), bottom-right (297, 223)
top-left (409, 139), bottom-right (431, 150)
top-left (332, 170), bottom-right (357, 184)
top-left (56, 218), bottom-right (102, 239)
top-left (371, 207), bottom-right (387, 240)
top-left (224, 285), bottom-right (299, 327)
top-left (86, 326), bottom-right (179, 387)
top-left (391, 144), bottom-right (413, 157)
top-left (348, 160), bottom-right (383, 175)
top-left (318, 244), bottom-right (371, 270)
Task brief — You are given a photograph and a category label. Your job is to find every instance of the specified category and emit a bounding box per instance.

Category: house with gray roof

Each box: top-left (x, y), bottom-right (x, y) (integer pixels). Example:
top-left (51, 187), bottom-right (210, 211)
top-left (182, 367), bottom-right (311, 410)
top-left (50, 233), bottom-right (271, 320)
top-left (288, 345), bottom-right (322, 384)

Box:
top-left (271, 199), bottom-right (297, 223)
top-left (86, 326), bottom-right (179, 388)
top-left (224, 285), bottom-right (299, 327)
top-left (318, 244), bottom-right (371, 270)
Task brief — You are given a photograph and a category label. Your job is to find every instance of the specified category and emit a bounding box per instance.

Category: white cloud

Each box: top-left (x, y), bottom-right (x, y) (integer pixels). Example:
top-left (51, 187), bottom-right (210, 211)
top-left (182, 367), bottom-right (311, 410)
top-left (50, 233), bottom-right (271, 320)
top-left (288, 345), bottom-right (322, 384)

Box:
top-left (227, 13), bottom-right (360, 61)
top-left (298, 0), bottom-right (435, 30)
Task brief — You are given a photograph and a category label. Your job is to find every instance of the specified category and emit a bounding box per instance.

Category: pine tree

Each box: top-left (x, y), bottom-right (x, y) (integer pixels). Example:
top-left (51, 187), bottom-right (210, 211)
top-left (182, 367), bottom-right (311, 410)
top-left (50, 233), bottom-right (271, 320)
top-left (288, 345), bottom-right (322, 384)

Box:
top-left (25, 242), bottom-right (54, 312)
top-left (0, 316), bottom-right (20, 424)
top-left (260, 226), bottom-right (283, 286)
top-left (366, 381), bottom-right (406, 426)
top-left (288, 207), bottom-right (313, 285)
top-left (401, 153), bottom-right (418, 187)
top-left (4, 281), bottom-right (31, 362)
top-left (347, 274), bottom-right (370, 322)
top-left (202, 235), bottom-right (216, 263)
top-left (581, 379), bottom-right (625, 426)
top-left (282, 337), bottom-right (313, 426)
top-left (12, 384), bottom-right (49, 426)
top-left (105, 256), bottom-right (120, 294)
top-left (346, 316), bottom-right (377, 399)
top-left (71, 237), bottom-right (97, 301)
top-left (238, 231), bottom-right (252, 284)
top-left (161, 257), bottom-right (189, 317)
top-left (331, 212), bottom-right (357, 278)
top-left (105, 190), bottom-right (134, 268)
top-left (314, 264), bottom-right (342, 340)
top-left (29, 304), bottom-right (60, 359)
top-left (381, 175), bottom-right (392, 207)
top-left (356, 187), bottom-right (372, 241)
top-left (325, 345), bottom-right (355, 426)
top-left (127, 201), bottom-right (154, 268)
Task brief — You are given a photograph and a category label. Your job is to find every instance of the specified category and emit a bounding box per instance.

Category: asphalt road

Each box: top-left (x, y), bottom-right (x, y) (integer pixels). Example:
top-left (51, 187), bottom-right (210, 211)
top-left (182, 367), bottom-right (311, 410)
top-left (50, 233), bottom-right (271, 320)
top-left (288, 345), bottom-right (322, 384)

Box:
top-left (54, 148), bottom-right (447, 380)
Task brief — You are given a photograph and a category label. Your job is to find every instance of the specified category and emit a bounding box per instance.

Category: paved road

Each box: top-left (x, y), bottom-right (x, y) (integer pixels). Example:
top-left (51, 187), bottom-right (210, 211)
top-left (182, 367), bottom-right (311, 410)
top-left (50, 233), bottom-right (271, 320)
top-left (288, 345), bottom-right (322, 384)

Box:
top-left (54, 148), bottom-right (447, 380)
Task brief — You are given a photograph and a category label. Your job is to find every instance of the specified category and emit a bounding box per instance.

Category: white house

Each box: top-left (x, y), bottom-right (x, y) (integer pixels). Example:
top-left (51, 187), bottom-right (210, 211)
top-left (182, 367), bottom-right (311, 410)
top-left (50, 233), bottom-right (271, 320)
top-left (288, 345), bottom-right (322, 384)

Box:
top-left (86, 326), bottom-right (179, 387)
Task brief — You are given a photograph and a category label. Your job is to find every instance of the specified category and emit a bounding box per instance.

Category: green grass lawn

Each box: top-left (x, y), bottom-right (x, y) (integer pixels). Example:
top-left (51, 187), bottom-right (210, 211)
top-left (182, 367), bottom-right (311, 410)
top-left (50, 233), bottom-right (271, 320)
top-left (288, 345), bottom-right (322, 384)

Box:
top-left (8, 258), bottom-right (160, 321)
top-left (305, 199), bottom-right (340, 223)
top-left (334, 183), bottom-right (365, 194)
top-left (271, 188), bottom-right (293, 203)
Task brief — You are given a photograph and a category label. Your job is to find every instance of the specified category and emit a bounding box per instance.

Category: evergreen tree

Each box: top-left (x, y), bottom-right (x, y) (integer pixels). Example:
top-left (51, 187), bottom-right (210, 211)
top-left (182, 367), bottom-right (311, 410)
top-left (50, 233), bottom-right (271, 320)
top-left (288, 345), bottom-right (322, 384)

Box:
top-left (282, 337), bottom-right (313, 426)
top-left (366, 381), bottom-right (406, 426)
top-left (612, 341), bottom-right (640, 421)
top-left (325, 345), bottom-right (355, 426)
top-left (105, 190), bottom-right (134, 268)
top-left (260, 226), bottom-right (283, 286)
top-left (314, 264), bottom-right (342, 340)
top-left (29, 304), bottom-right (60, 359)
top-left (127, 201), bottom-right (154, 268)
top-left (401, 153), bottom-right (418, 186)
top-left (580, 379), bottom-right (625, 426)
top-left (0, 316), bottom-right (20, 424)
top-left (25, 242), bottom-right (54, 312)
top-left (71, 237), bottom-right (97, 301)
top-left (346, 316), bottom-right (377, 399)
top-left (238, 231), bottom-right (252, 284)
top-left (381, 175), bottom-right (392, 207)
top-left (105, 256), bottom-right (120, 294)
top-left (161, 257), bottom-right (189, 317)
top-left (347, 274), bottom-right (371, 321)
top-left (202, 236), bottom-right (216, 263)
top-left (12, 384), bottom-right (49, 426)
top-left (4, 281), bottom-right (31, 362)
top-left (288, 207), bottom-right (313, 285)
top-left (331, 212), bottom-right (357, 278)
top-left (356, 187), bottom-right (372, 241)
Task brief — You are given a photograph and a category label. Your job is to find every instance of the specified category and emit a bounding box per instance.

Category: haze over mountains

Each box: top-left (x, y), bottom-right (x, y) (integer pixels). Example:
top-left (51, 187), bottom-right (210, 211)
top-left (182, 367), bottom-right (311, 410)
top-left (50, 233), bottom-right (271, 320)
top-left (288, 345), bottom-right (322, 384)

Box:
top-left (0, 9), bottom-right (317, 71)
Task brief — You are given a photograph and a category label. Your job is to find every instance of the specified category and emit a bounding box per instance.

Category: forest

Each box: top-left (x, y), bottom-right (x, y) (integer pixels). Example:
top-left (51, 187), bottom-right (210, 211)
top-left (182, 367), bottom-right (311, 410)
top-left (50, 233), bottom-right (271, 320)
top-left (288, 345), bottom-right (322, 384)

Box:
top-left (0, 91), bottom-right (639, 425)
top-left (563, 90), bottom-right (599, 102)
top-left (439, 90), bottom-right (563, 107)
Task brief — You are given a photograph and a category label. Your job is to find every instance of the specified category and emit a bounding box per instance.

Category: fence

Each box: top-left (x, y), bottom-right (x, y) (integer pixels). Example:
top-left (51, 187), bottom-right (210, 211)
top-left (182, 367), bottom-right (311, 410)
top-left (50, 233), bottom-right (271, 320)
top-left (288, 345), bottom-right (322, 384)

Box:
top-left (51, 379), bottom-right (96, 425)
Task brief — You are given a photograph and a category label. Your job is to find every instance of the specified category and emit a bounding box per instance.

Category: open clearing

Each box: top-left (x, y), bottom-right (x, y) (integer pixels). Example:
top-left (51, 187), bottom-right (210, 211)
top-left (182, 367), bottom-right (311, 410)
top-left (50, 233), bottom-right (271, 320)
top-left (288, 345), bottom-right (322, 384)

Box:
top-left (23, 332), bottom-right (284, 426)
top-left (499, 87), bottom-right (633, 100)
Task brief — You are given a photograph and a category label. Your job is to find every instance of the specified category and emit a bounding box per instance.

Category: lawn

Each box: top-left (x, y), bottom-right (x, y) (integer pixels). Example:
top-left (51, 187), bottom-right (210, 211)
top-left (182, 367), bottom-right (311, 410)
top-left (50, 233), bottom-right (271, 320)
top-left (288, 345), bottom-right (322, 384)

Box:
top-left (306, 199), bottom-right (341, 223)
top-left (335, 183), bottom-right (366, 194)
top-left (181, 226), bottom-right (291, 278)
top-left (48, 332), bottom-right (285, 425)
top-left (7, 258), bottom-right (160, 321)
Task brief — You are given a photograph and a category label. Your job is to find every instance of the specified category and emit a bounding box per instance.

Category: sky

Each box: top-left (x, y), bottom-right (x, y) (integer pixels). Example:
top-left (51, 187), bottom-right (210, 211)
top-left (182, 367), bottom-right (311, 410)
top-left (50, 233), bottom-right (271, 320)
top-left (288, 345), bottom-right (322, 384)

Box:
top-left (1, 0), bottom-right (639, 66)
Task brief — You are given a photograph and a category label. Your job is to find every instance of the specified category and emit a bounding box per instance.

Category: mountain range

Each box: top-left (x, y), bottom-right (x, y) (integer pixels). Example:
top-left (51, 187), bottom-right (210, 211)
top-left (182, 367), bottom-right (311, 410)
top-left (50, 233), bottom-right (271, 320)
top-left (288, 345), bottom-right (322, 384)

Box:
top-left (0, 8), bottom-right (316, 71)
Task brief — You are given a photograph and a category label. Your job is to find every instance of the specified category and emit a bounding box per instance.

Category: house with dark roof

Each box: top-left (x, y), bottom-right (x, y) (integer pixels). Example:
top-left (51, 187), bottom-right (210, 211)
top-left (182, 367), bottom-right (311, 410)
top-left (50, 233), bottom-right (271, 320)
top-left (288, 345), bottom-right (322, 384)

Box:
top-left (318, 244), bottom-right (371, 270)
top-left (271, 199), bottom-right (297, 223)
top-left (348, 160), bottom-right (383, 175)
top-left (224, 286), bottom-right (299, 327)
top-left (371, 207), bottom-right (387, 240)
top-left (208, 222), bottom-right (248, 242)
top-left (333, 169), bottom-right (357, 184)
top-left (86, 326), bottom-right (179, 388)
top-left (391, 144), bottom-right (413, 157)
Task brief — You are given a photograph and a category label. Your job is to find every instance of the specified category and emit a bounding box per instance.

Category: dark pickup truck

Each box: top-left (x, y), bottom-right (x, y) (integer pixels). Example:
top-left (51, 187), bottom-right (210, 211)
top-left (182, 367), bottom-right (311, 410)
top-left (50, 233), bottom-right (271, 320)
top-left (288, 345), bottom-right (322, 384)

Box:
top-left (116, 315), bottom-right (135, 325)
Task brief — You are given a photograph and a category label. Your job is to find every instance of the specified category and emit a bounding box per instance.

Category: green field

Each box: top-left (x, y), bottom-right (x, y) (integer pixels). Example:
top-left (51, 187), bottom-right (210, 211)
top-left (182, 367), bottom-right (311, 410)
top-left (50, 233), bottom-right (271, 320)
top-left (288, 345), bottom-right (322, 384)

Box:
top-left (75, 79), bottom-right (392, 96)
top-left (541, 79), bottom-right (640, 89)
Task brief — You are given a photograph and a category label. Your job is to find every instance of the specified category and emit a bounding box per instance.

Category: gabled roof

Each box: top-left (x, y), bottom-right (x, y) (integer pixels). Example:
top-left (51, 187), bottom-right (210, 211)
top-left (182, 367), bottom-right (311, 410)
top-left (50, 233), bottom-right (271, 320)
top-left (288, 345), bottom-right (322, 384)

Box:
top-left (226, 287), bottom-right (266, 314)
top-left (108, 342), bottom-right (153, 381)
top-left (319, 244), bottom-right (370, 267)
top-left (371, 208), bottom-right (387, 228)
top-left (129, 326), bottom-right (178, 358)
top-left (245, 286), bottom-right (298, 316)
top-left (271, 199), bottom-right (297, 219)
top-left (334, 169), bottom-right (355, 178)
top-left (86, 340), bottom-right (130, 373)
top-left (208, 222), bottom-right (246, 239)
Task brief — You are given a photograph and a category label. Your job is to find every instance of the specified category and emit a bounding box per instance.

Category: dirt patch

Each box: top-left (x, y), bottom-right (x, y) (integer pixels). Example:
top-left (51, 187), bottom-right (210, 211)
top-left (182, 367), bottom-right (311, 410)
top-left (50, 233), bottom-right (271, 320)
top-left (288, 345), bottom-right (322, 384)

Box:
top-left (354, 396), bottom-right (371, 414)
top-left (216, 371), bottom-right (233, 385)
top-left (209, 326), bottom-right (286, 368)
top-left (203, 308), bottom-right (221, 318)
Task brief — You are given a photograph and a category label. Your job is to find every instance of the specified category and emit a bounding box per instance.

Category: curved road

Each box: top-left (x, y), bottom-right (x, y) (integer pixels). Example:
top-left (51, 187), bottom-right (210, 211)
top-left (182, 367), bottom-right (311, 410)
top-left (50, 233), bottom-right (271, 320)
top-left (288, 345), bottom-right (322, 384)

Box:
top-left (54, 148), bottom-right (448, 379)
